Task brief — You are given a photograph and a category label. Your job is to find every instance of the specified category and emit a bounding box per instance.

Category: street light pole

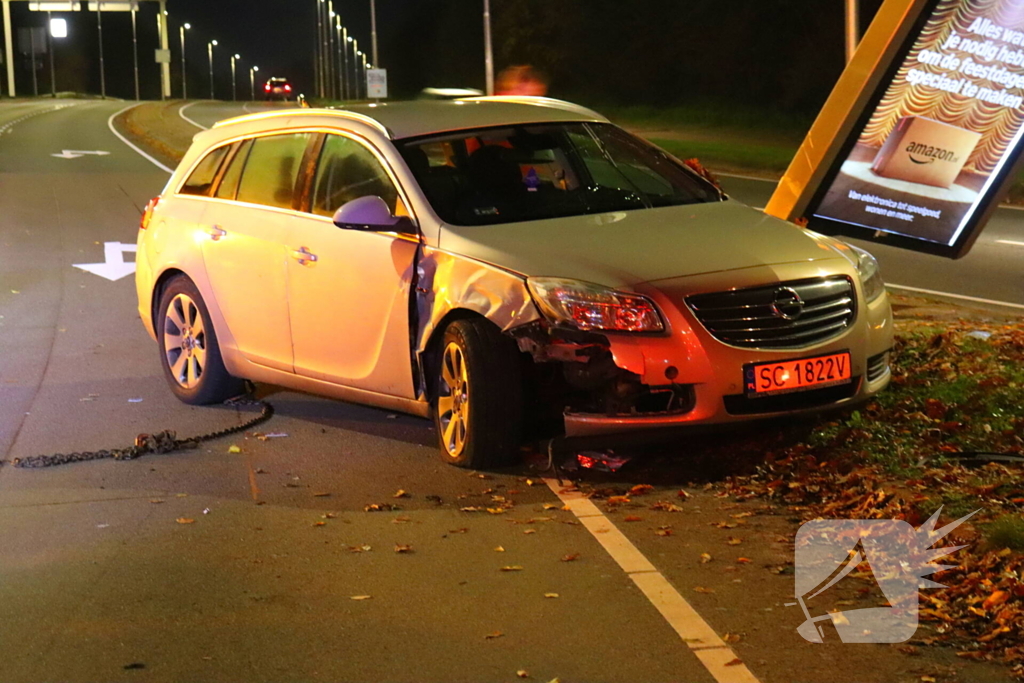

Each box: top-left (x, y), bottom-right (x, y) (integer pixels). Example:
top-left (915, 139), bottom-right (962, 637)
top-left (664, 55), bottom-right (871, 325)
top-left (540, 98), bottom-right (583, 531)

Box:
top-left (352, 39), bottom-right (359, 99)
top-left (158, 1), bottom-right (170, 98)
top-left (845, 0), bottom-right (860, 64)
top-left (231, 53), bottom-right (239, 101)
top-left (208, 39), bottom-right (217, 99)
top-left (180, 23), bottom-right (189, 99)
top-left (3, 0), bottom-right (14, 96)
top-left (97, 4), bottom-right (106, 99)
top-left (326, 1), bottom-right (335, 99)
top-left (370, 0), bottom-right (378, 68)
top-left (316, 0), bottom-right (324, 98)
top-left (131, 7), bottom-right (139, 100)
top-left (342, 29), bottom-right (349, 100)
top-left (483, 0), bottom-right (493, 95)
top-left (47, 12), bottom-right (55, 97)
top-left (335, 18), bottom-right (343, 100)
top-left (249, 65), bottom-right (258, 100)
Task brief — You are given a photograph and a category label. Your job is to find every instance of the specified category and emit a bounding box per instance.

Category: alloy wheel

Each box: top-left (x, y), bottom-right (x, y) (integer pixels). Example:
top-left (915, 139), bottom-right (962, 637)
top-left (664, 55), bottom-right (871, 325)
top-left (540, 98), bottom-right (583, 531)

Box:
top-left (163, 293), bottom-right (207, 389)
top-left (437, 341), bottom-right (470, 457)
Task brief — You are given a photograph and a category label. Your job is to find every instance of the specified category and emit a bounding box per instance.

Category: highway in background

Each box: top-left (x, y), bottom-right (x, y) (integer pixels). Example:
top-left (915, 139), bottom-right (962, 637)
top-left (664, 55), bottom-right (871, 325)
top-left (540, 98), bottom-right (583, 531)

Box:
top-left (0, 99), bottom-right (1013, 683)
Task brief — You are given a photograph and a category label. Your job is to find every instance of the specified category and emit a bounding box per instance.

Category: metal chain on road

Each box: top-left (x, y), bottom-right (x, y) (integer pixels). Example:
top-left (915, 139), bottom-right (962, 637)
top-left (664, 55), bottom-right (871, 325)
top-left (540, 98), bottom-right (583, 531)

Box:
top-left (11, 397), bottom-right (274, 469)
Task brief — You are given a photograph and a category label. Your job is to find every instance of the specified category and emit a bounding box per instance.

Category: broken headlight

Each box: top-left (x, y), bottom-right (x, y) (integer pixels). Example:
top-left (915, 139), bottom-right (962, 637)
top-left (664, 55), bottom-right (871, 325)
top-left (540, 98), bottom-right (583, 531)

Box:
top-left (527, 278), bottom-right (665, 333)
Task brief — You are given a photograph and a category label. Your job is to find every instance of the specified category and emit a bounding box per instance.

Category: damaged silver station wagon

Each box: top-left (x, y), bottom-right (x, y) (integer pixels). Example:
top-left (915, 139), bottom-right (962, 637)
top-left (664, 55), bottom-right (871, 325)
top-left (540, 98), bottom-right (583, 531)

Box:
top-left (135, 97), bottom-right (894, 468)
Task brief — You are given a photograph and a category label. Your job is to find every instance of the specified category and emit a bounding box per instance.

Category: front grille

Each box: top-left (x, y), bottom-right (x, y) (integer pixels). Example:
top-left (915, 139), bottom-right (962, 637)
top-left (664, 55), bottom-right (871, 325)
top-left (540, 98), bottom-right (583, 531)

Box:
top-left (686, 277), bottom-right (855, 349)
top-left (867, 350), bottom-right (890, 382)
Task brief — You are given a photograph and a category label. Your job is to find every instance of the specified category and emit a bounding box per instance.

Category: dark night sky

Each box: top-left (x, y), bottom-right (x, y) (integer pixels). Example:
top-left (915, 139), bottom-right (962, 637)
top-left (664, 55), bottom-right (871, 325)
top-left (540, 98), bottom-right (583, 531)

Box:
top-left (3, 0), bottom-right (885, 113)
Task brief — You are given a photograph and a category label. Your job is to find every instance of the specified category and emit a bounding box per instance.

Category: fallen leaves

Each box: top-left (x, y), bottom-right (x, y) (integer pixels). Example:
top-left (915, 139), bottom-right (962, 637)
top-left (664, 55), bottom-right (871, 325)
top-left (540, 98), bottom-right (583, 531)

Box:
top-left (699, 553), bottom-right (712, 564)
top-left (693, 586), bottom-right (715, 594)
top-left (500, 566), bottom-right (524, 572)
top-left (650, 501), bottom-right (685, 512)
top-left (543, 593), bottom-right (559, 599)
top-left (394, 544), bottom-right (413, 553)
top-left (393, 489), bottom-right (410, 499)
top-left (484, 632), bottom-right (504, 640)
top-left (560, 553), bottom-right (580, 562)
top-left (175, 518), bottom-right (195, 524)
top-left (350, 595), bottom-right (372, 601)
top-left (623, 515), bottom-right (643, 522)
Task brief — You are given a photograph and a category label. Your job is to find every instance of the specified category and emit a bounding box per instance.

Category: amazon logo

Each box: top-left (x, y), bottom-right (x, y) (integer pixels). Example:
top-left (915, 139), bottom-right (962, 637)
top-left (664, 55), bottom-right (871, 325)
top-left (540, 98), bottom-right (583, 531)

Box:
top-left (905, 141), bottom-right (960, 165)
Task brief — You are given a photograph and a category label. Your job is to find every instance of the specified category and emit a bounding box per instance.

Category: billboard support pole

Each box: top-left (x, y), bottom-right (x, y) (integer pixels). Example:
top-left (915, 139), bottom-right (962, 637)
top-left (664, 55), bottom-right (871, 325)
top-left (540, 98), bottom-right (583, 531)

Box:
top-left (2, 0), bottom-right (13, 97)
top-left (765, 0), bottom-right (930, 223)
top-left (158, 0), bottom-right (169, 99)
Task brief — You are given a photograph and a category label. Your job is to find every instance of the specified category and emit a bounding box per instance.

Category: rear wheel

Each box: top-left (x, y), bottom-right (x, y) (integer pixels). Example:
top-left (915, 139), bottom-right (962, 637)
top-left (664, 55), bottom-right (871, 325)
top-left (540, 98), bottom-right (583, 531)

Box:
top-left (433, 319), bottom-right (523, 468)
top-left (157, 276), bottom-right (244, 405)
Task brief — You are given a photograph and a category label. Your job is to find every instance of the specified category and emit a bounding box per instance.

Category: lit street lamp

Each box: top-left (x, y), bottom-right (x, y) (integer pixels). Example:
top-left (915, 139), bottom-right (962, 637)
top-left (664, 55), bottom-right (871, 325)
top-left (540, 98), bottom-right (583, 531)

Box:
top-left (231, 53), bottom-right (240, 101)
top-left (249, 65), bottom-right (258, 101)
top-left (180, 22), bottom-right (190, 99)
top-left (48, 15), bottom-right (66, 98)
top-left (341, 27), bottom-right (349, 100)
top-left (207, 39), bottom-right (217, 99)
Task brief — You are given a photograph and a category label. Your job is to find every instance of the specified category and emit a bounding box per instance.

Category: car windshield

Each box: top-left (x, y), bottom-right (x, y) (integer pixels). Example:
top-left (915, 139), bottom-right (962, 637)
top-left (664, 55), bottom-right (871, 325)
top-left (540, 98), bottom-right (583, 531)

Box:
top-left (397, 122), bottom-right (723, 226)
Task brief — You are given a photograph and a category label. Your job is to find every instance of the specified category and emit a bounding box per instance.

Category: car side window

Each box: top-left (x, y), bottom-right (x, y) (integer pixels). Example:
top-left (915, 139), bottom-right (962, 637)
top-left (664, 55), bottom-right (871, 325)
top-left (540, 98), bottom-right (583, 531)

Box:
top-left (214, 139), bottom-right (253, 201)
top-left (180, 145), bottom-right (230, 196)
top-left (311, 134), bottom-right (400, 217)
top-left (235, 133), bottom-right (314, 210)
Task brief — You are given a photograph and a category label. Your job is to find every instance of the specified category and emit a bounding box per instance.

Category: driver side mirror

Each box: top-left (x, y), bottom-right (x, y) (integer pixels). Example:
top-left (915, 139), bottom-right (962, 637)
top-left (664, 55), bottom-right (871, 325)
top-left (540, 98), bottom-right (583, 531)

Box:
top-left (332, 195), bottom-right (416, 234)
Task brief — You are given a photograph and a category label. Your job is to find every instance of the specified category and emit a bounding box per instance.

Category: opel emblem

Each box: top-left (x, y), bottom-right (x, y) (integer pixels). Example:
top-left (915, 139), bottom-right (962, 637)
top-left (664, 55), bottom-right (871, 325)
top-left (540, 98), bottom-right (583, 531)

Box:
top-left (771, 287), bottom-right (805, 321)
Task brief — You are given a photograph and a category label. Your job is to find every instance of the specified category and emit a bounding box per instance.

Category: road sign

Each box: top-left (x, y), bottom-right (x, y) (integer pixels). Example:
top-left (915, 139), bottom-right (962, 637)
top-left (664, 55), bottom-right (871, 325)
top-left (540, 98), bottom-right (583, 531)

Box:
top-left (28, 2), bottom-right (81, 9)
top-left (51, 149), bottom-right (110, 159)
top-left (769, 0), bottom-right (1024, 260)
top-left (366, 68), bottom-right (387, 98)
top-left (73, 242), bottom-right (137, 281)
top-left (87, 1), bottom-right (138, 10)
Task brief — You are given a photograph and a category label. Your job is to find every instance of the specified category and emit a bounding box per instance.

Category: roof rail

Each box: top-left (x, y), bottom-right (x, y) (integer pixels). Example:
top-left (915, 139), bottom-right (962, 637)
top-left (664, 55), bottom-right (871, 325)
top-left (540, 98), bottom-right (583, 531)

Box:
top-left (212, 108), bottom-right (392, 138)
top-left (458, 96), bottom-right (606, 121)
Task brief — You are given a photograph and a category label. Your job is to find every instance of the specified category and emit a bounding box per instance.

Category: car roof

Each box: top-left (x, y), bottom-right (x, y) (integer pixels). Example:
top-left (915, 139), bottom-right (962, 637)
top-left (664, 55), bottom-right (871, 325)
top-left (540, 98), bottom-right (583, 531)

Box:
top-left (211, 96), bottom-right (609, 141)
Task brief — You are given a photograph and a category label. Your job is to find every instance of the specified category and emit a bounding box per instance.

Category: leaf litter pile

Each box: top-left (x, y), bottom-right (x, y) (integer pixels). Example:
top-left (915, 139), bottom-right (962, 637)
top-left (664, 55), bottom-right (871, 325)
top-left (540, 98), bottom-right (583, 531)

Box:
top-left (715, 321), bottom-right (1024, 675)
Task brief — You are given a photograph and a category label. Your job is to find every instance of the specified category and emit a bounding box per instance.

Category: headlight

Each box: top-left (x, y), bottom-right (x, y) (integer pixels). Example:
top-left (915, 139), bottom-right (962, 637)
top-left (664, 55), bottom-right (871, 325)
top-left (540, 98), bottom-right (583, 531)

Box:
top-left (527, 278), bottom-right (665, 333)
top-left (850, 245), bottom-right (885, 302)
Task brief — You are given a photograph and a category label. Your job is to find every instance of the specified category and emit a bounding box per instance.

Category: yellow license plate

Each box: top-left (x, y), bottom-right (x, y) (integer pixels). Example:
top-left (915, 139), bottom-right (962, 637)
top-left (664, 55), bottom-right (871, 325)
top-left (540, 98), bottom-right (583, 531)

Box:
top-left (745, 352), bottom-right (852, 397)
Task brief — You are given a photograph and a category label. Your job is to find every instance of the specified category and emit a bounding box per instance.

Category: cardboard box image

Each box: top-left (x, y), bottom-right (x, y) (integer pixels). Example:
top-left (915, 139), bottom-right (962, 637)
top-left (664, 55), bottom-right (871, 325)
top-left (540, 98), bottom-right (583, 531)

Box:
top-left (871, 116), bottom-right (981, 189)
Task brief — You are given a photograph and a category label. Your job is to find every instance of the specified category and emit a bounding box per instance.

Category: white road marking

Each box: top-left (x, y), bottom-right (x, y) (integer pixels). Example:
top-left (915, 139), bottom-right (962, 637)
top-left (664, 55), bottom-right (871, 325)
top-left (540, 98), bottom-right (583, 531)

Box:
top-left (0, 103), bottom-right (74, 137)
top-left (179, 101), bottom-right (208, 130)
top-left (887, 283), bottom-right (1024, 311)
top-left (107, 104), bottom-right (174, 174)
top-left (51, 149), bottom-right (111, 159)
top-left (995, 239), bottom-right (1024, 247)
top-left (73, 242), bottom-right (138, 281)
top-left (545, 480), bottom-right (761, 683)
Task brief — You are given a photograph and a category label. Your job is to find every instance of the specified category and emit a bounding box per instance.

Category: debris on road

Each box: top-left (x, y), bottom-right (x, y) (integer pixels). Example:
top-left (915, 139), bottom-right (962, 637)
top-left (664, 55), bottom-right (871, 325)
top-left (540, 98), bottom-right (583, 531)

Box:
top-left (350, 595), bottom-right (372, 600)
top-left (348, 545), bottom-right (372, 553)
top-left (364, 503), bottom-right (400, 512)
top-left (560, 553), bottom-right (580, 562)
top-left (576, 450), bottom-right (631, 472)
top-left (254, 432), bottom-right (288, 440)
top-left (394, 544), bottom-right (413, 553)
top-left (228, 445), bottom-right (241, 453)
top-left (176, 518), bottom-right (195, 524)
top-left (500, 565), bottom-right (524, 572)
top-left (543, 593), bottom-right (559, 599)
top-left (128, 398), bottom-right (143, 403)
top-left (484, 632), bottom-right (504, 640)
top-left (393, 489), bottom-right (411, 498)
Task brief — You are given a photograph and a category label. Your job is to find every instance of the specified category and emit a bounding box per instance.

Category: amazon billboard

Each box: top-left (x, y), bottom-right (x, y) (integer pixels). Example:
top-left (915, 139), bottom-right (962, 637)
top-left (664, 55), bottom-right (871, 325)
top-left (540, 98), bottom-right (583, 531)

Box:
top-left (770, 0), bottom-right (1024, 259)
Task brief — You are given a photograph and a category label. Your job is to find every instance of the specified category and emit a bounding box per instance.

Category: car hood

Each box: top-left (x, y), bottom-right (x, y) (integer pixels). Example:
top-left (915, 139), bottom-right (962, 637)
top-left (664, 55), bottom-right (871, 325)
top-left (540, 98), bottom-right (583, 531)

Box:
top-left (438, 201), bottom-right (845, 290)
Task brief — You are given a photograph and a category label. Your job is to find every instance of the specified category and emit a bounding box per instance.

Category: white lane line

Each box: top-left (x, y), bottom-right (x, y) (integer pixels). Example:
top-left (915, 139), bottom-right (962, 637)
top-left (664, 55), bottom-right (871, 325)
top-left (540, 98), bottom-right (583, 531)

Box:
top-left (715, 171), bottom-right (779, 183)
top-left (179, 101), bottom-right (208, 130)
top-left (107, 103), bottom-right (174, 174)
top-left (887, 283), bottom-right (1024, 311)
top-left (545, 480), bottom-right (761, 683)
top-left (996, 239), bottom-right (1024, 247)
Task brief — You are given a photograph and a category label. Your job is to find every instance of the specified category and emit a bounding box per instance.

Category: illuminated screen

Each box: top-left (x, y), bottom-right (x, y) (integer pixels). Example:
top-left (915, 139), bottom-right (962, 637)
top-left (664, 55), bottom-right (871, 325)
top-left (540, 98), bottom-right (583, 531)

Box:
top-left (808, 0), bottom-right (1024, 257)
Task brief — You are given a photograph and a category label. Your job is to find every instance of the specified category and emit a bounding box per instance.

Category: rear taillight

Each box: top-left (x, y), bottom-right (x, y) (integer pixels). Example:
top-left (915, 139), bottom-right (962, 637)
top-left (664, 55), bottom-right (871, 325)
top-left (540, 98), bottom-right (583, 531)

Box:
top-left (140, 197), bottom-right (160, 230)
top-left (264, 83), bottom-right (271, 91)
top-left (284, 84), bottom-right (292, 92)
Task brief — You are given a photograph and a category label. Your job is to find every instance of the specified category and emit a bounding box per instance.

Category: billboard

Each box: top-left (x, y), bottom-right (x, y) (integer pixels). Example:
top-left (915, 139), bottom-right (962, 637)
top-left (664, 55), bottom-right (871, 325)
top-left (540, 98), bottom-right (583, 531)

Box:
top-left (804, 0), bottom-right (1024, 258)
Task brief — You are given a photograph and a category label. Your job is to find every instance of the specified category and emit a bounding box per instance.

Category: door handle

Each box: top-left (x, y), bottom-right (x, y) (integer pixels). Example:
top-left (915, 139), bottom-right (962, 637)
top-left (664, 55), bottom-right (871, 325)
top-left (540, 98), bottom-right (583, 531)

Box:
top-left (205, 225), bottom-right (227, 241)
top-left (291, 246), bottom-right (318, 265)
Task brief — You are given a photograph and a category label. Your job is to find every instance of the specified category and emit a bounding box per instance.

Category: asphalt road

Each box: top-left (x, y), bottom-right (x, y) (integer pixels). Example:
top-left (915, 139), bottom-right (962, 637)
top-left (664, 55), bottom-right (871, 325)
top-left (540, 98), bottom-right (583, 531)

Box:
top-left (0, 99), bottom-right (1013, 683)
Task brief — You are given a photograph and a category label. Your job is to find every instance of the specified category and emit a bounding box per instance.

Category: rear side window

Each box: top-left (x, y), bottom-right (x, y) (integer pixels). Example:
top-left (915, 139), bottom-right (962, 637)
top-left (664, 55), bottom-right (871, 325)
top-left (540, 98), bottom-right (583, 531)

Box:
top-left (214, 139), bottom-right (253, 200)
top-left (179, 145), bottom-right (230, 196)
top-left (235, 133), bottom-right (314, 210)
top-left (311, 134), bottom-right (399, 217)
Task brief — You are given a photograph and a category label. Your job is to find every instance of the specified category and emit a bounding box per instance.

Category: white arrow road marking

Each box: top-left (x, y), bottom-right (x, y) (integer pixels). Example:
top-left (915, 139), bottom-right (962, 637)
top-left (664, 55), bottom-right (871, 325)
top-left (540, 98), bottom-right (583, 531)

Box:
top-left (52, 149), bottom-right (112, 159)
top-left (73, 242), bottom-right (137, 281)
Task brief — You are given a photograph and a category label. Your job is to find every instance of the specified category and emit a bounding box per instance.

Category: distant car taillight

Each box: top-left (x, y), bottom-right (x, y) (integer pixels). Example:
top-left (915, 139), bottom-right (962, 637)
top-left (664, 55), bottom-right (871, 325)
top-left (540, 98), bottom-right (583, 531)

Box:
top-left (284, 84), bottom-right (292, 92)
top-left (140, 197), bottom-right (160, 230)
top-left (264, 83), bottom-right (272, 91)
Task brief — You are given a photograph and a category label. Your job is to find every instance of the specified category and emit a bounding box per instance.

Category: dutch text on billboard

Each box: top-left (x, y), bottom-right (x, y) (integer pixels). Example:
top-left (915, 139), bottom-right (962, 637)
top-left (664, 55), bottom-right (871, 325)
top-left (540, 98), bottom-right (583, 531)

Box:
top-left (813, 0), bottom-right (1024, 248)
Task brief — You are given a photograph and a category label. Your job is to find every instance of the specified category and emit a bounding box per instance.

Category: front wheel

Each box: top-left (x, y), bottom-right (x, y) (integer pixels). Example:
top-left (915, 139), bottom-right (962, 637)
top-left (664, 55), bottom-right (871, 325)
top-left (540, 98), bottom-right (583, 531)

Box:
top-left (433, 319), bottom-right (523, 468)
top-left (157, 276), bottom-right (244, 405)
